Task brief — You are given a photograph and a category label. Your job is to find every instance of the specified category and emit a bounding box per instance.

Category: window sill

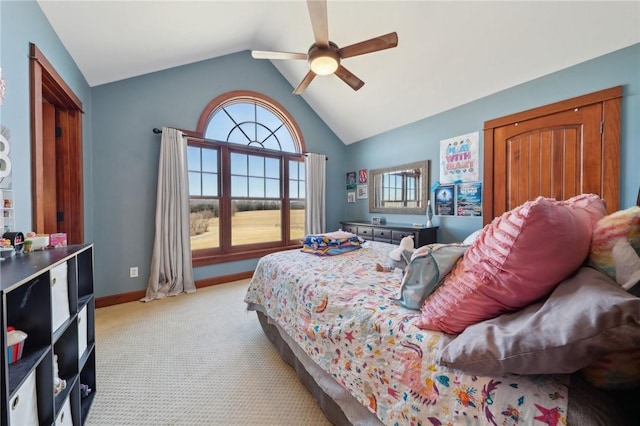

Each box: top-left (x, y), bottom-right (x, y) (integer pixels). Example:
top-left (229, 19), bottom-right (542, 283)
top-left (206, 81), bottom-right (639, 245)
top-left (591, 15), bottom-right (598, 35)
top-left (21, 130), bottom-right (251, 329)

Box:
top-left (192, 244), bottom-right (302, 267)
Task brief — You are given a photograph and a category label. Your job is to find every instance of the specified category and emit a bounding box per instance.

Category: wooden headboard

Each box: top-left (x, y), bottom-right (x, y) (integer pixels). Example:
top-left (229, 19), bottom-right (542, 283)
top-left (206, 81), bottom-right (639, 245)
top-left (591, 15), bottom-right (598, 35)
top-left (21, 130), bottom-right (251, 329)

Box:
top-left (483, 86), bottom-right (622, 225)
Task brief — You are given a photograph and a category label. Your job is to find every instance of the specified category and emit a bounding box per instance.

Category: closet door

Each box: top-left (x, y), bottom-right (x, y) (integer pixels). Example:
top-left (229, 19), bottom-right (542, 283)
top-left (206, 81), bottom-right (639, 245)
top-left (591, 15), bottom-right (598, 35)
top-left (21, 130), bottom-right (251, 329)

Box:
top-left (483, 86), bottom-right (621, 224)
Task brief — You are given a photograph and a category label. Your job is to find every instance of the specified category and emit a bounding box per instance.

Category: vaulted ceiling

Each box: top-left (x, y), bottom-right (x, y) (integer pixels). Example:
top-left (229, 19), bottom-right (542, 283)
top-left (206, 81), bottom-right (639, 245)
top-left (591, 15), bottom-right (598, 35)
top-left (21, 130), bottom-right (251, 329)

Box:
top-left (37, 1), bottom-right (640, 144)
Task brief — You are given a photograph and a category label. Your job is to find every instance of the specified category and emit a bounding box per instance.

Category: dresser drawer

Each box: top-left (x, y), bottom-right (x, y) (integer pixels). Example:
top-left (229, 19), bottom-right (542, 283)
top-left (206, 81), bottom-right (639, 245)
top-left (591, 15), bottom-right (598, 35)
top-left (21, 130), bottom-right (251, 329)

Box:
top-left (373, 228), bottom-right (392, 240)
top-left (392, 230), bottom-right (418, 247)
top-left (373, 228), bottom-right (393, 244)
top-left (357, 226), bottom-right (373, 239)
top-left (342, 224), bottom-right (358, 234)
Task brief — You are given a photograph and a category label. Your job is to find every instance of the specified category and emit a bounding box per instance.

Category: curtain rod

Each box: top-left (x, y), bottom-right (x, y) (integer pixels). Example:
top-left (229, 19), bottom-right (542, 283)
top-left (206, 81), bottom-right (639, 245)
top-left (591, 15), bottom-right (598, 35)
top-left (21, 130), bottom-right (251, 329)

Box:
top-left (152, 127), bottom-right (327, 160)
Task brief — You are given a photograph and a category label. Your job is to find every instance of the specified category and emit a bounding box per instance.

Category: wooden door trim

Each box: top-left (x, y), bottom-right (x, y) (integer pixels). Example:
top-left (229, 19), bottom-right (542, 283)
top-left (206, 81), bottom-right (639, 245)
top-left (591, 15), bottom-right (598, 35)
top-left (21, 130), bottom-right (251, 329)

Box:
top-left (29, 43), bottom-right (84, 243)
top-left (484, 86), bottom-right (622, 130)
top-left (483, 86), bottom-right (622, 224)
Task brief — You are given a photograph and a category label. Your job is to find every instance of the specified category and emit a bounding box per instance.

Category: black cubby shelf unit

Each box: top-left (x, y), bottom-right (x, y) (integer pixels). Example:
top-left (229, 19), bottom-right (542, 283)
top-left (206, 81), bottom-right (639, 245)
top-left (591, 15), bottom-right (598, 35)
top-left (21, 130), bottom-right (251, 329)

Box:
top-left (1, 244), bottom-right (96, 426)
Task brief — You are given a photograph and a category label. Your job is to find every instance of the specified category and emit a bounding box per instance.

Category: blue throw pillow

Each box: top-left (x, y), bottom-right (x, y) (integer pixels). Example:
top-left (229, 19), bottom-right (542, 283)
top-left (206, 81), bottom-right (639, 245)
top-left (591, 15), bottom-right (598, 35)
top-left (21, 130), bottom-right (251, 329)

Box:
top-left (397, 243), bottom-right (469, 310)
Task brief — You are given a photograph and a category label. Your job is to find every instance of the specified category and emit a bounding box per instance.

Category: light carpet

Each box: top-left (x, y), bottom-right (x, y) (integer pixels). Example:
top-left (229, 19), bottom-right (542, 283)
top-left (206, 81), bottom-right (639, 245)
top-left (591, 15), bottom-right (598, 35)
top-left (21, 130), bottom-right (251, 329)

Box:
top-left (86, 279), bottom-right (331, 426)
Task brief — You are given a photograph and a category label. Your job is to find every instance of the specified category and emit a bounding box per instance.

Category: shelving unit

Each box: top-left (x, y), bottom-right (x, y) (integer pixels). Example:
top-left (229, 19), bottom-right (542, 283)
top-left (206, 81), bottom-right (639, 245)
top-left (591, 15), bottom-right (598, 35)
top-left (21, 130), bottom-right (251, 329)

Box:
top-left (0, 189), bottom-right (14, 233)
top-left (1, 244), bottom-right (95, 425)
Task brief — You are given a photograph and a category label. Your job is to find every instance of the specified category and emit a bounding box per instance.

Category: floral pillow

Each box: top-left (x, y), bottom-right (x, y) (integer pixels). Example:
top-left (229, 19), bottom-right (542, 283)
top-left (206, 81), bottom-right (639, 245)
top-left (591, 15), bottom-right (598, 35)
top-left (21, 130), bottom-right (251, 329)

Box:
top-left (588, 206), bottom-right (640, 288)
top-left (417, 194), bottom-right (606, 333)
top-left (581, 348), bottom-right (640, 389)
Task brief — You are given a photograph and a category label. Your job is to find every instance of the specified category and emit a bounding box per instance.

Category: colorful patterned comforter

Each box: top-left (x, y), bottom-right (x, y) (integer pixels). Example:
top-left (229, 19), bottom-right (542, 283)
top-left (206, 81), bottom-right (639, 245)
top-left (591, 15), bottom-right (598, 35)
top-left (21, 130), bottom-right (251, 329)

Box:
top-left (245, 241), bottom-right (569, 426)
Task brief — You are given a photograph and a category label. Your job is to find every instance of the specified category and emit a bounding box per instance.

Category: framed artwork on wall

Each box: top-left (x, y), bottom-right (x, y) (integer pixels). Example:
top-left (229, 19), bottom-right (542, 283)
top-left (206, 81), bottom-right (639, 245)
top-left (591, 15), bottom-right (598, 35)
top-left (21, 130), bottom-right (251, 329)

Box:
top-left (357, 184), bottom-right (368, 199)
top-left (347, 192), bottom-right (356, 203)
top-left (346, 172), bottom-right (357, 189)
top-left (435, 184), bottom-right (455, 215)
top-left (358, 169), bottom-right (368, 184)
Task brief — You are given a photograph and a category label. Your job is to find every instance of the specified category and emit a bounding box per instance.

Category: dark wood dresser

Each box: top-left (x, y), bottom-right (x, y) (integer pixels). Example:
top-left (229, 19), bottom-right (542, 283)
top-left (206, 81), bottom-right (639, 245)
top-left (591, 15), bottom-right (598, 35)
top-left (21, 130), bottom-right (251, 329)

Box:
top-left (340, 221), bottom-right (437, 248)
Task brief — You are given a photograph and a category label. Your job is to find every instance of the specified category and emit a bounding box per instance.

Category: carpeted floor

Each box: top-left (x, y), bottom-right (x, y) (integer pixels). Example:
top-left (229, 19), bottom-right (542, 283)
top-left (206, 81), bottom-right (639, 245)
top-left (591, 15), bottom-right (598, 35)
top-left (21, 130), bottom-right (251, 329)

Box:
top-left (86, 279), bottom-right (331, 426)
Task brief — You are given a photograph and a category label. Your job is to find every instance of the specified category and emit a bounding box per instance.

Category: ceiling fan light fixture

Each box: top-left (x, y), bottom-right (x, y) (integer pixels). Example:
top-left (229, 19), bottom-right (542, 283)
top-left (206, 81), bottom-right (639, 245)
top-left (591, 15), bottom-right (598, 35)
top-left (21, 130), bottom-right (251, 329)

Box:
top-left (308, 45), bottom-right (340, 75)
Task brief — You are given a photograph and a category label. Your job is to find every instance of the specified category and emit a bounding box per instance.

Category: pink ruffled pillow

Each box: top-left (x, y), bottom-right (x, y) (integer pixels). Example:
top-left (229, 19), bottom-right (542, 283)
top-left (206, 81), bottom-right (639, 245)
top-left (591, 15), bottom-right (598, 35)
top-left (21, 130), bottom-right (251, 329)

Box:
top-left (417, 194), bottom-right (606, 333)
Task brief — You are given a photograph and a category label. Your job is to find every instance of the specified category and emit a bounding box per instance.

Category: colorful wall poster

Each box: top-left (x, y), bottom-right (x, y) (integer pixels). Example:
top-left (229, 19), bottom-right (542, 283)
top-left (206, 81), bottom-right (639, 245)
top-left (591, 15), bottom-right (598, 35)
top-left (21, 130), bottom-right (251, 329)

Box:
top-left (435, 184), bottom-right (455, 216)
top-left (346, 171), bottom-right (357, 189)
top-left (358, 169), bottom-right (368, 184)
top-left (456, 182), bottom-right (482, 216)
top-left (439, 131), bottom-right (479, 183)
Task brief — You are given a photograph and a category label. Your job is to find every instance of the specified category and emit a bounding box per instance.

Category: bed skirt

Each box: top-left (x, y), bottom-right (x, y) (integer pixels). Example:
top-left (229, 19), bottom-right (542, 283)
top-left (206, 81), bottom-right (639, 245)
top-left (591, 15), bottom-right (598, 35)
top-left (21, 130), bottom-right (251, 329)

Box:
top-left (254, 310), bottom-right (638, 426)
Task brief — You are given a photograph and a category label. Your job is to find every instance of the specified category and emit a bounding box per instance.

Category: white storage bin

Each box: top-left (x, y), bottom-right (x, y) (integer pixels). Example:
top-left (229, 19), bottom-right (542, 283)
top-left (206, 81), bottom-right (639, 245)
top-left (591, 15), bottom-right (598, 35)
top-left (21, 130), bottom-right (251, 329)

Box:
top-left (78, 305), bottom-right (88, 359)
top-left (9, 369), bottom-right (39, 426)
top-left (51, 262), bottom-right (70, 332)
top-left (55, 396), bottom-right (73, 426)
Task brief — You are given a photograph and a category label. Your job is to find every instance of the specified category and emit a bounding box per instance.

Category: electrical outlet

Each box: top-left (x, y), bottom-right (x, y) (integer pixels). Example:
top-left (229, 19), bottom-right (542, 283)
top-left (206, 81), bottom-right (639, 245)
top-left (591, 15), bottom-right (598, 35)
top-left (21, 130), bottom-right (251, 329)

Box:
top-left (130, 267), bottom-right (139, 278)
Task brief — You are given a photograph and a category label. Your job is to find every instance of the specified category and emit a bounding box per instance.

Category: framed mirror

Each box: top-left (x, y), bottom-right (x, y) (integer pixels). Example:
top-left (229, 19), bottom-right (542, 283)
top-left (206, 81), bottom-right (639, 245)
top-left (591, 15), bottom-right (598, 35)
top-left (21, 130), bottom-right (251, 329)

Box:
top-left (368, 160), bottom-right (429, 215)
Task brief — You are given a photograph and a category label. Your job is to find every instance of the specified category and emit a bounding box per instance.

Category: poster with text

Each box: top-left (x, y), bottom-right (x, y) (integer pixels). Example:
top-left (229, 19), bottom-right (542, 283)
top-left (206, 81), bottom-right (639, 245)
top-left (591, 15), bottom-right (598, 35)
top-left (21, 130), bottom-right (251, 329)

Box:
top-left (440, 131), bottom-right (479, 183)
top-left (456, 182), bottom-right (482, 216)
top-left (435, 185), bottom-right (455, 216)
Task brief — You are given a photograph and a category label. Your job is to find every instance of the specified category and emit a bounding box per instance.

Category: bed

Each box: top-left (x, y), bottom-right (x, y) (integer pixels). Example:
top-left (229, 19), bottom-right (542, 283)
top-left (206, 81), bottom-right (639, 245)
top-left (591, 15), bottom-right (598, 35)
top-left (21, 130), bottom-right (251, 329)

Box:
top-left (245, 195), bottom-right (640, 426)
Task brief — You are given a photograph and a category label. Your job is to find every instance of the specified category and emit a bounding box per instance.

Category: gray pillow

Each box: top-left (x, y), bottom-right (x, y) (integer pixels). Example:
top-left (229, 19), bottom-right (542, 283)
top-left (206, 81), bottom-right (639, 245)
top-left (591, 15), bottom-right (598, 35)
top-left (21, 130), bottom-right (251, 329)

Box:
top-left (438, 266), bottom-right (640, 376)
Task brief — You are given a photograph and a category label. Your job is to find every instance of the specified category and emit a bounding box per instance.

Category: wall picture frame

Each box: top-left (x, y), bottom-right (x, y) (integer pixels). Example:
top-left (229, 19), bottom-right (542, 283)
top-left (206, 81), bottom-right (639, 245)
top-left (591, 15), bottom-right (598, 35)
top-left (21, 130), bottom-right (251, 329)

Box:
top-left (347, 192), bottom-right (356, 203)
top-left (346, 171), bottom-right (357, 189)
top-left (358, 169), bottom-right (368, 184)
top-left (357, 184), bottom-right (368, 199)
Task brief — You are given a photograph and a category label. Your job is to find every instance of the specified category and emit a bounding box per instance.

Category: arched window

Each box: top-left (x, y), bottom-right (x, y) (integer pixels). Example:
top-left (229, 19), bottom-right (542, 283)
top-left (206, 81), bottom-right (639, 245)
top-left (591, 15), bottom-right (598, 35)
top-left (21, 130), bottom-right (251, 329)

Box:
top-left (188, 91), bottom-right (306, 265)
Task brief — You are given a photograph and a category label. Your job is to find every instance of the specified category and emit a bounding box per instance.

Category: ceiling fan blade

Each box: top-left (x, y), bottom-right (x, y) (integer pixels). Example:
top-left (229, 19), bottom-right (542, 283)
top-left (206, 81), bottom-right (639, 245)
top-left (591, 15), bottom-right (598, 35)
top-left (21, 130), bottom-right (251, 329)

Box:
top-left (338, 32), bottom-right (398, 59)
top-left (334, 65), bottom-right (365, 91)
top-left (251, 51), bottom-right (307, 60)
top-left (307, 0), bottom-right (329, 47)
top-left (293, 71), bottom-right (317, 95)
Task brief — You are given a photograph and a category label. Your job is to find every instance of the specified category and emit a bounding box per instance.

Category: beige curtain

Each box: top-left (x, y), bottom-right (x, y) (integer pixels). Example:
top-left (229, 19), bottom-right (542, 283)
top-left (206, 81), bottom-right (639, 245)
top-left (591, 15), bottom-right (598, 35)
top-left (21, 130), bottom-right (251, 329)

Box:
top-left (142, 127), bottom-right (195, 302)
top-left (304, 153), bottom-right (326, 234)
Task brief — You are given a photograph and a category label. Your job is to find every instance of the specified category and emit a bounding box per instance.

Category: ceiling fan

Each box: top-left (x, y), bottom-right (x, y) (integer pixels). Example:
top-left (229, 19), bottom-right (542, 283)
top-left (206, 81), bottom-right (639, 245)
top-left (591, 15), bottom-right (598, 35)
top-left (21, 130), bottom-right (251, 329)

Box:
top-left (251, 0), bottom-right (398, 95)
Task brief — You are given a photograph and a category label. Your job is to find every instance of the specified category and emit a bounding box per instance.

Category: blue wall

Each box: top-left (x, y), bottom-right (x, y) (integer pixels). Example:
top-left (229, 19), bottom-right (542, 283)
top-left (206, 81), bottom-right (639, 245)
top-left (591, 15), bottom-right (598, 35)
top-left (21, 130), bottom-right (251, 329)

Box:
top-left (91, 52), bottom-right (346, 297)
top-left (2, 1), bottom-right (639, 298)
top-left (345, 44), bottom-right (640, 243)
top-left (0, 1), bottom-right (94, 241)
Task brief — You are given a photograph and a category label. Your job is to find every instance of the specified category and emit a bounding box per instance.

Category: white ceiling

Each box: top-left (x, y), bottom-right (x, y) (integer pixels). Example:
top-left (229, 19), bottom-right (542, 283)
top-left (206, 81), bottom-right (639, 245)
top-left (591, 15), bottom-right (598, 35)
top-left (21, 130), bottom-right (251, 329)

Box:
top-left (37, 1), bottom-right (640, 145)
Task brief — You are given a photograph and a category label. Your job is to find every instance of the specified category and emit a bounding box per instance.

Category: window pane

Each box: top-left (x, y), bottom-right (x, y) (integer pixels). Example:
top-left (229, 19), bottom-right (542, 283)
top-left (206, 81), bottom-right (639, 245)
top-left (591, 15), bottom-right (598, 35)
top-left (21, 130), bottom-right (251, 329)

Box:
top-left (265, 157), bottom-right (280, 178)
top-left (190, 199), bottom-right (219, 250)
top-left (187, 146), bottom-right (201, 171)
top-left (290, 200), bottom-right (305, 241)
top-left (289, 180), bottom-right (298, 198)
top-left (231, 153), bottom-right (247, 175)
top-left (228, 127), bottom-right (249, 145)
top-left (205, 111), bottom-right (234, 141)
top-left (256, 125), bottom-right (274, 147)
top-left (231, 176), bottom-right (248, 197)
top-left (225, 103), bottom-right (254, 124)
top-left (256, 105), bottom-right (281, 130)
top-left (202, 149), bottom-right (218, 173)
top-left (248, 177), bottom-right (265, 197)
top-left (262, 133), bottom-right (281, 151)
top-left (289, 161), bottom-right (298, 180)
top-left (202, 173), bottom-right (218, 197)
top-left (275, 126), bottom-right (295, 153)
top-left (189, 172), bottom-right (201, 195)
top-left (265, 178), bottom-right (280, 198)
top-left (248, 155), bottom-right (264, 177)
top-left (231, 200), bottom-right (281, 245)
